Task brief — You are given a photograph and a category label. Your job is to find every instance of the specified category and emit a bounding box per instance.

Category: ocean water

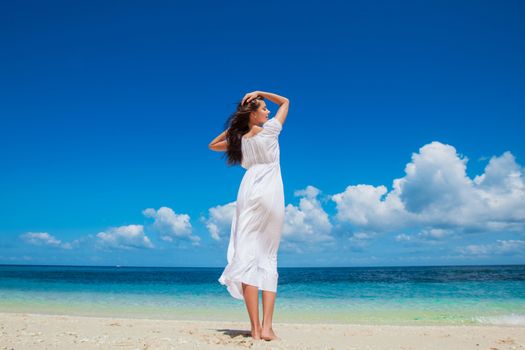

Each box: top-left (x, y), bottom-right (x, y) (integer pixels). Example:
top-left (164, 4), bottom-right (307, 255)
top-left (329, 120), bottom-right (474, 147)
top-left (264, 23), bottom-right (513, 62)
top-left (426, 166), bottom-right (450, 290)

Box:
top-left (0, 264), bottom-right (524, 326)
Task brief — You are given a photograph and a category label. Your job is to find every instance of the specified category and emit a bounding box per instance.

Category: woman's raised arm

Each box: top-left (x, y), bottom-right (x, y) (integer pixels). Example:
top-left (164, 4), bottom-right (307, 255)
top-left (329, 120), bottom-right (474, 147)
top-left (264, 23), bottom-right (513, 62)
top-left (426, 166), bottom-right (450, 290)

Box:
top-left (246, 91), bottom-right (289, 126)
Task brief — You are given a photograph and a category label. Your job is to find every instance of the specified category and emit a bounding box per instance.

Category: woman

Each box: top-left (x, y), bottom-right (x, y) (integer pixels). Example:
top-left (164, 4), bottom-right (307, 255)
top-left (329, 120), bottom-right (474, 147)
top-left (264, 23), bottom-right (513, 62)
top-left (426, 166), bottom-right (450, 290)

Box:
top-left (208, 90), bottom-right (289, 341)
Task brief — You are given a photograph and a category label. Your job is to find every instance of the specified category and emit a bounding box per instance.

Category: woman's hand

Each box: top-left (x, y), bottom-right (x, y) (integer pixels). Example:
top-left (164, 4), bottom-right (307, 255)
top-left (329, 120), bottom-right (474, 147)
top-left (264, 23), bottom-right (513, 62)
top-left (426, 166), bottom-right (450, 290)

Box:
top-left (241, 91), bottom-right (260, 105)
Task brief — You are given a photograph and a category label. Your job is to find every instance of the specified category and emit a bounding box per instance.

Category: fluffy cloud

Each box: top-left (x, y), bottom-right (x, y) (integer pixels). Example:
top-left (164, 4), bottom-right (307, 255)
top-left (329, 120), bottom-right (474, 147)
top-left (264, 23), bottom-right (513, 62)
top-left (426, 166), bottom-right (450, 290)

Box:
top-left (203, 141), bottom-right (523, 258)
top-left (201, 201), bottom-right (236, 241)
top-left (283, 185), bottom-right (334, 243)
top-left (143, 206), bottom-right (200, 245)
top-left (332, 184), bottom-right (408, 231)
top-left (332, 141), bottom-right (525, 239)
top-left (96, 225), bottom-right (154, 250)
top-left (396, 142), bottom-right (473, 215)
top-left (20, 232), bottom-right (76, 249)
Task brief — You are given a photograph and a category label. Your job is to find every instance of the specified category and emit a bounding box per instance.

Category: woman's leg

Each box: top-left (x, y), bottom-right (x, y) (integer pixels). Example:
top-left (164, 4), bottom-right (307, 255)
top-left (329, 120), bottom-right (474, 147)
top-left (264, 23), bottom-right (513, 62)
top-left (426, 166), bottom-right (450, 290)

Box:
top-left (242, 283), bottom-right (261, 339)
top-left (261, 290), bottom-right (280, 340)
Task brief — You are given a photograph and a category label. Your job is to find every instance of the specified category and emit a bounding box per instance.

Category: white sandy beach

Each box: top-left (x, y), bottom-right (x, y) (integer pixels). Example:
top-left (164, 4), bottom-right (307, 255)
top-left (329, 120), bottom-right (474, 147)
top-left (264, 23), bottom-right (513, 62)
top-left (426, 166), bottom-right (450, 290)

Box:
top-left (1, 312), bottom-right (524, 349)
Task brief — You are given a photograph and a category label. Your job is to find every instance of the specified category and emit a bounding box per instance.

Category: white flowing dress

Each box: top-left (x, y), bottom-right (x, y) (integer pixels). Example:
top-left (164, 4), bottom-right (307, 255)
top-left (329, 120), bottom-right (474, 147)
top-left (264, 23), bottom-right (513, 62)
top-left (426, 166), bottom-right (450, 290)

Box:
top-left (218, 117), bottom-right (285, 300)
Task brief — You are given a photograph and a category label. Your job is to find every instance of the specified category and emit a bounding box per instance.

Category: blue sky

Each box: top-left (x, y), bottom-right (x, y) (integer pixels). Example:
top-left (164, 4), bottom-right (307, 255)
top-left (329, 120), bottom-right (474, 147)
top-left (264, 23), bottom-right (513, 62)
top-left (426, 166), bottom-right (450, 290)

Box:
top-left (1, 0), bottom-right (524, 267)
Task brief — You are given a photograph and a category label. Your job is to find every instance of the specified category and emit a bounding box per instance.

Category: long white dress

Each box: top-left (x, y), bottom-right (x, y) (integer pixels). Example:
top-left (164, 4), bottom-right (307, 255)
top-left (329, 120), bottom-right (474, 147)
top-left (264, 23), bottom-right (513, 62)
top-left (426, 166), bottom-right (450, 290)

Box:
top-left (218, 117), bottom-right (285, 300)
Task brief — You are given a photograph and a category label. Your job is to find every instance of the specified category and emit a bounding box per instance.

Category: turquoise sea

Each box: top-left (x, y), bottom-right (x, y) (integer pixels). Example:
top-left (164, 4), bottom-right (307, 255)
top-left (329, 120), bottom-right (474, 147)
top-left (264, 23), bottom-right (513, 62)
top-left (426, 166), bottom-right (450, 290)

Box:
top-left (1, 264), bottom-right (524, 326)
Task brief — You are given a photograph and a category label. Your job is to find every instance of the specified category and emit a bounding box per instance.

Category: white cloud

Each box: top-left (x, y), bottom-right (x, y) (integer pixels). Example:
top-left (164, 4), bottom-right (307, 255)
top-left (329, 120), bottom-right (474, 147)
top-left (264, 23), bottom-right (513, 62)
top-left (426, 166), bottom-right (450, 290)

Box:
top-left (20, 232), bottom-right (75, 250)
top-left (395, 233), bottom-right (411, 242)
top-left (332, 184), bottom-right (408, 231)
top-left (397, 142), bottom-right (472, 215)
top-left (458, 240), bottom-right (525, 256)
top-left (348, 231), bottom-right (376, 249)
top-left (417, 228), bottom-right (451, 240)
top-left (201, 201), bottom-right (236, 241)
top-left (203, 143), bottom-right (523, 257)
top-left (96, 225), bottom-right (154, 250)
top-left (283, 185), bottom-right (334, 243)
top-left (471, 151), bottom-right (525, 225)
top-left (331, 141), bottom-right (525, 237)
top-left (143, 206), bottom-right (200, 245)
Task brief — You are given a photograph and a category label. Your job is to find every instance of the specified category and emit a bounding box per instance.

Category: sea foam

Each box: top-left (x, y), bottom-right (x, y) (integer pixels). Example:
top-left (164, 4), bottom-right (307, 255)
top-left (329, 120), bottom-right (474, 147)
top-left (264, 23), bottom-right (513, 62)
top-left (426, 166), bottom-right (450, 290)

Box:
top-left (473, 313), bottom-right (525, 326)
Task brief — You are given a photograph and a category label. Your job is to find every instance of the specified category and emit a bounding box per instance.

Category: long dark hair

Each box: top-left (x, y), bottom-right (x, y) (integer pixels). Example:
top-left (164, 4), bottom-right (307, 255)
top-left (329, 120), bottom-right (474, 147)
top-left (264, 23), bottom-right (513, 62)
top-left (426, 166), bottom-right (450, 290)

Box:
top-left (223, 95), bottom-right (265, 166)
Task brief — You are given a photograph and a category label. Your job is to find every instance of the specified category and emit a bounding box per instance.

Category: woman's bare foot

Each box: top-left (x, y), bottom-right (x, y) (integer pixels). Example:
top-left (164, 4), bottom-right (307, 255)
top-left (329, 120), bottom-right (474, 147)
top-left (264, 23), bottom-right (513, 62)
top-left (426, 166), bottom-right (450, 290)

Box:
top-left (251, 326), bottom-right (262, 340)
top-left (261, 327), bottom-right (280, 341)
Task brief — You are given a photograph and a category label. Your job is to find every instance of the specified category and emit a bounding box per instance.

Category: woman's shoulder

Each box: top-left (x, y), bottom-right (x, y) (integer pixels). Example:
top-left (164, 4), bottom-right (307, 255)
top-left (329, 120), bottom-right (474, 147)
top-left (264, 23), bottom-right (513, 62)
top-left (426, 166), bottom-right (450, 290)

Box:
top-left (243, 125), bottom-right (263, 139)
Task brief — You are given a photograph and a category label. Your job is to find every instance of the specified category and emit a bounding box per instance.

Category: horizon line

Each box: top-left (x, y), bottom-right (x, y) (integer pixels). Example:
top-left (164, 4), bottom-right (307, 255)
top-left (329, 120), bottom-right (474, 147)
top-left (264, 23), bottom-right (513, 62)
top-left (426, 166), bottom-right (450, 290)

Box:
top-left (1, 263), bottom-right (523, 269)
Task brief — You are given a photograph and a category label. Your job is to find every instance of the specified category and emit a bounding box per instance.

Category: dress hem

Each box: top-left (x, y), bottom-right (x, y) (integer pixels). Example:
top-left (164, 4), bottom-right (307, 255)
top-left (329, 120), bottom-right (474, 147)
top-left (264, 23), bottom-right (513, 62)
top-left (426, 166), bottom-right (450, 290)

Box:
top-left (218, 273), bottom-right (278, 301)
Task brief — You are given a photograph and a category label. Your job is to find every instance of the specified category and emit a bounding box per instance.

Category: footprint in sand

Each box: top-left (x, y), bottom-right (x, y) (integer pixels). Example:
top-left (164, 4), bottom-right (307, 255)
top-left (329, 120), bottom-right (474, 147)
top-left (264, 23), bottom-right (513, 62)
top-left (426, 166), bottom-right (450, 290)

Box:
top-left (496, 337), bottom-right (515, 345)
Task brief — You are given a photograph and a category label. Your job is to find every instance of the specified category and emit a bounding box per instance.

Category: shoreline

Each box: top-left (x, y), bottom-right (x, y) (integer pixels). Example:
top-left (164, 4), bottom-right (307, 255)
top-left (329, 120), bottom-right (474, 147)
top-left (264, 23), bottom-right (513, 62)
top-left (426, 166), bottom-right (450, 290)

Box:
top-left (2, 305), bottom-right (523, 327)
top-left (2, 312), bottom-right (524, 349)
top-left (1, 309), bottom-right (523, 327)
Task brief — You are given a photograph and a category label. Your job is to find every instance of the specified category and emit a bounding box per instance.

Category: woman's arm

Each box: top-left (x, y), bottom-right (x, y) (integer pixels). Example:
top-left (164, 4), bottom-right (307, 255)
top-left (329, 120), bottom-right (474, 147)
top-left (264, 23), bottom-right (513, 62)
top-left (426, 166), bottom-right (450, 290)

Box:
top-left (208, 129), bottom-right (228, 152)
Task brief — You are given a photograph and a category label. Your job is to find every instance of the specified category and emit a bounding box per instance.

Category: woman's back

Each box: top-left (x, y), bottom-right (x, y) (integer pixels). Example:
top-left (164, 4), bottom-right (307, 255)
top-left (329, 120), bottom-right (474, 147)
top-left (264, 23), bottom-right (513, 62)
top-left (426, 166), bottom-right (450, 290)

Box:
top-left (241, 118), bottom-right (283, 170)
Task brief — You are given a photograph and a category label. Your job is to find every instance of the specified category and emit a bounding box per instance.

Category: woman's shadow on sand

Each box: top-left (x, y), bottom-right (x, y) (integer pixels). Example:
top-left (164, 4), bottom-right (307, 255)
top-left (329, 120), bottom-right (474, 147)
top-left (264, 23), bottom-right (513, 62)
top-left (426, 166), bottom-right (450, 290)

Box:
top-left (214, 328), bottom-right (252, 339)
